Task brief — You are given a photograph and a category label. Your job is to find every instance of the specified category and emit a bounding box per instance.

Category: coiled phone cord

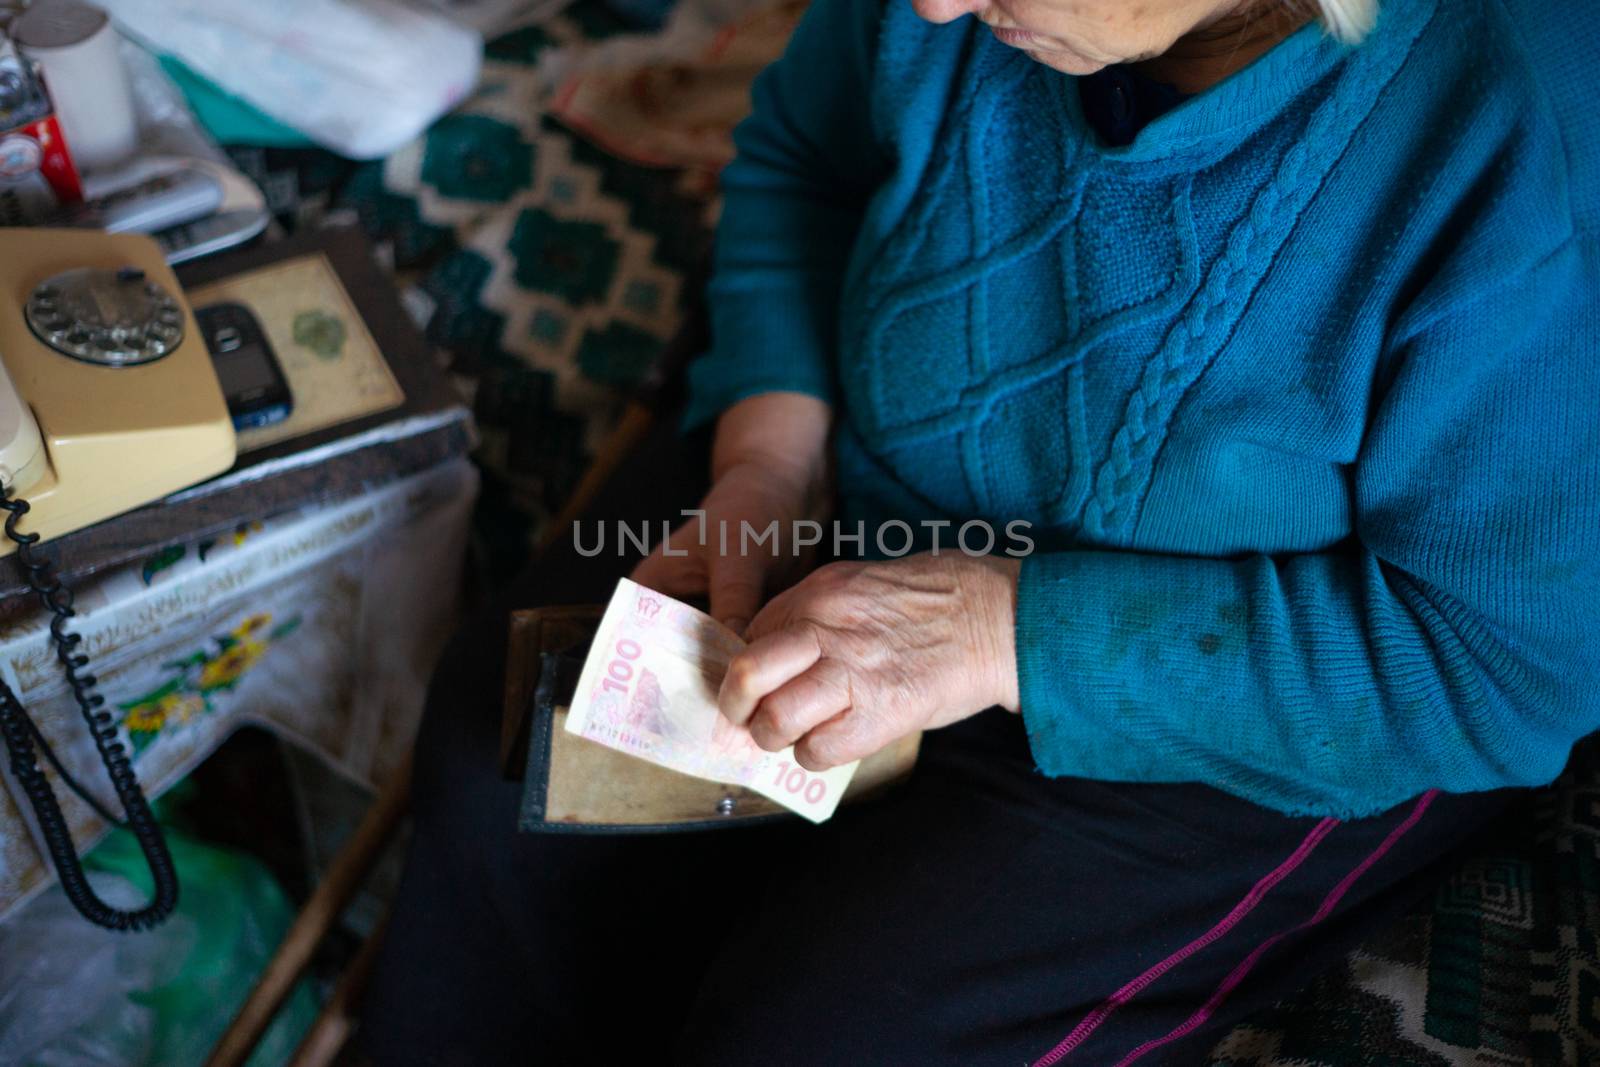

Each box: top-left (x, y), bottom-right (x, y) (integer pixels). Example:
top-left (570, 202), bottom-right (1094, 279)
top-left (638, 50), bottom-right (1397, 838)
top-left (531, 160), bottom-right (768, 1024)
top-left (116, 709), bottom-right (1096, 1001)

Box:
top-left (0, 484), bottom-right (178, 931)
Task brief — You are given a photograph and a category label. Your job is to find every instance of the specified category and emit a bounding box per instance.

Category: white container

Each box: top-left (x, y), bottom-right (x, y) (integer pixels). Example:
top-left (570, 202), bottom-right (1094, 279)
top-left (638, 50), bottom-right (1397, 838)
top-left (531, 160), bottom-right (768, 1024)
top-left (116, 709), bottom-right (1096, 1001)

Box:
top-left (13, 0), bottom-right (139, 173)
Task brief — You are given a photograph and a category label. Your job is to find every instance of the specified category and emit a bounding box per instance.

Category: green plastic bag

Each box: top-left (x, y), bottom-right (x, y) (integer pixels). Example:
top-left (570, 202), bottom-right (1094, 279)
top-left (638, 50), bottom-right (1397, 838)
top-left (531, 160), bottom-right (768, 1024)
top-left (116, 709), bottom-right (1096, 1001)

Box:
top-left (0, 793), bottom-right (319, 1067)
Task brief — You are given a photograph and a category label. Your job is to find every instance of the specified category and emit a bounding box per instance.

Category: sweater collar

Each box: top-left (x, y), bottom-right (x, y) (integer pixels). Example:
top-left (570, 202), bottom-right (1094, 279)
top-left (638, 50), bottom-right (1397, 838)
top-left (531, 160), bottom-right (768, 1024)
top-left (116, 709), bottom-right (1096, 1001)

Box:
top-left (1036, 0), bottom-right (1438, 169)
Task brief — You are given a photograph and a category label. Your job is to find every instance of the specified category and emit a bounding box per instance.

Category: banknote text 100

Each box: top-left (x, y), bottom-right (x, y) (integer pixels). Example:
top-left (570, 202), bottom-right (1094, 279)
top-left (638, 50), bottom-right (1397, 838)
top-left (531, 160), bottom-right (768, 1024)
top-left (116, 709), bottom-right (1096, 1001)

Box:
top-left (600, 638), bottom-right (643, 694)
top-left (774, 761), bottom-right (829, 805)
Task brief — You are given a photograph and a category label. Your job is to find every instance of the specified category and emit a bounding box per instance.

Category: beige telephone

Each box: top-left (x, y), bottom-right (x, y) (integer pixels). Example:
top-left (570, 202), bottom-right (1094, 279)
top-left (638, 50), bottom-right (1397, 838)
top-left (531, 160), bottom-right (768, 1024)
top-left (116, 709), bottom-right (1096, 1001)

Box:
top-left (0, 228), bottom-right (236, 552)
top-left (0, 229), bottom-right (236, 931)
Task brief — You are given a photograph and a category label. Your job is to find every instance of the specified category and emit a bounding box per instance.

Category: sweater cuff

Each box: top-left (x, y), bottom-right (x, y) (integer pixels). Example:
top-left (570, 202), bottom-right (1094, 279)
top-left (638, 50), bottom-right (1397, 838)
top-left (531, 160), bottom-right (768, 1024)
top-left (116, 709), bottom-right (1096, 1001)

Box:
top-left (682, 285), bottom-right (836, 430)
top-left (1017, 550), bottom-right (1228, 783)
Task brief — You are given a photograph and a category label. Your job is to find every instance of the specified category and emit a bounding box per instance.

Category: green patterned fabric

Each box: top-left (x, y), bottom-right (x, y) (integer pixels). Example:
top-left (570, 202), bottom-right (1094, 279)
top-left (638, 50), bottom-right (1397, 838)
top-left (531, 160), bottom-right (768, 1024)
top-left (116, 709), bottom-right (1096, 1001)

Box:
top-left (265, 7), bottom-right (1595, 1060)
top-left (317, 10), bottom-right (713, 576)
top-left (1209, 742), bottom-right (1600, 1065)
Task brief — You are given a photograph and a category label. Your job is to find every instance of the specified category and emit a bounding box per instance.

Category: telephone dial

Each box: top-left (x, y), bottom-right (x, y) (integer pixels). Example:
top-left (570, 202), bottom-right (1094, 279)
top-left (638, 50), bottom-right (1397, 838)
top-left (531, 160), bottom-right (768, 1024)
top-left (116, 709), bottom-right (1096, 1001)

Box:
top-left (0, 228), bottom-right (237, 930)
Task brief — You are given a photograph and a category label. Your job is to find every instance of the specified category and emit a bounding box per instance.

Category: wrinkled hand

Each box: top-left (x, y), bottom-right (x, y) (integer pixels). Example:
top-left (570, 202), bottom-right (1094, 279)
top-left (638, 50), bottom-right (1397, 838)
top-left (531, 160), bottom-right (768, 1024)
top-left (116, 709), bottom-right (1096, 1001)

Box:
top-left (718, 552), bottom-right (1021, 771)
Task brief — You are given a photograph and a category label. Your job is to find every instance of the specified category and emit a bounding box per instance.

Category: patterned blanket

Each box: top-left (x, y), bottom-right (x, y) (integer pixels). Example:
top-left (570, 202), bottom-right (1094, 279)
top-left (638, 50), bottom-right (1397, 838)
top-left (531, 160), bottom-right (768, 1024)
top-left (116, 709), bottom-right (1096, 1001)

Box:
top-left (234, 6), bottom-right (1597, 1061)
top-left (1211, 743), bottom-right (1600, 1065)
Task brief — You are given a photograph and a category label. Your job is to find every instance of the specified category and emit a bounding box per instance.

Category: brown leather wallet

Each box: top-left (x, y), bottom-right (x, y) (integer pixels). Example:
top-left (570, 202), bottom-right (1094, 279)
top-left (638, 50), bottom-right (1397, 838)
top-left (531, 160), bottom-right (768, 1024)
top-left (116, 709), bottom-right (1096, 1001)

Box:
top-left (503, 605), bottom-right (921, 832)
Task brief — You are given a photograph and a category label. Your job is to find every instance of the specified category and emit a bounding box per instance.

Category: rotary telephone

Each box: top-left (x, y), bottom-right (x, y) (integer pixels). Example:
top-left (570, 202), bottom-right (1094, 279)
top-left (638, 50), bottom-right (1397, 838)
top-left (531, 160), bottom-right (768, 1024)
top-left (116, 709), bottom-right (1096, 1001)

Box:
top-left (0, 227), bottom-right (236, 930)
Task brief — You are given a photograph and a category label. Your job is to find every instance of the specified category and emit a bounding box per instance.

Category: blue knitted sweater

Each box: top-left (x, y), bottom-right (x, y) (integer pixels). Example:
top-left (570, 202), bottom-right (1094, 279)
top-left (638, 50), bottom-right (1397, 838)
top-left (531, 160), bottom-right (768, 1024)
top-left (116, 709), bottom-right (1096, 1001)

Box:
top-left (685, 0), bottom-right (1600, 817)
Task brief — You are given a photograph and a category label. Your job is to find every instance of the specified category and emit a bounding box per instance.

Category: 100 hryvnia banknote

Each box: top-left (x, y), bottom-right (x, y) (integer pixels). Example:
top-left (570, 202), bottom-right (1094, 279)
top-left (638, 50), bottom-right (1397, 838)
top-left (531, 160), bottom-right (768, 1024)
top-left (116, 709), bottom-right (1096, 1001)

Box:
top-left (564, 578), bottom-right (858, 822)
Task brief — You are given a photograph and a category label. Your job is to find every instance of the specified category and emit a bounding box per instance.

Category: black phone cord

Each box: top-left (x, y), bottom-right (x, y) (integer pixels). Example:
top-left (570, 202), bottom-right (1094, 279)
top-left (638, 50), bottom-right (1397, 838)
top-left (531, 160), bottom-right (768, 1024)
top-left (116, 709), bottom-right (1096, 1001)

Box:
top-left (0, 485), bottom-right (177, 930)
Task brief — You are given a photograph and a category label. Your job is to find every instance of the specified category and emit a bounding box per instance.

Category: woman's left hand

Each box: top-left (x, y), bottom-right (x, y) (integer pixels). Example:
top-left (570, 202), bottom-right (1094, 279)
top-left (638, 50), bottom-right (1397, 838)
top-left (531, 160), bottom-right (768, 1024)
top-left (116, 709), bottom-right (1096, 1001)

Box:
top-left (718, 552), bottom-right (1022, 771)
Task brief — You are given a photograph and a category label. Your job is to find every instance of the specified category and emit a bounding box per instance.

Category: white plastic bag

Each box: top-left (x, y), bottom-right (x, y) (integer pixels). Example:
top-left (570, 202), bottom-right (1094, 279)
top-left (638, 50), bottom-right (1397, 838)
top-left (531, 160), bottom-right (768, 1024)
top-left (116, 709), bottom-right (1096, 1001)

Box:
top-left (0, 873), bottom-right (192, 1067)
top-left (96, 0), bottom-right (482, 159)
top-left (0, 827), bottom-right (317, 1067)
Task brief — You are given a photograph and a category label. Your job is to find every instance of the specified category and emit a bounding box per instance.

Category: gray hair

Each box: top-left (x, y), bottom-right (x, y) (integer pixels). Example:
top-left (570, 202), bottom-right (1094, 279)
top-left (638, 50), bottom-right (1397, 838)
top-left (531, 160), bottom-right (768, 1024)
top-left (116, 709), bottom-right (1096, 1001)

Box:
top-left (1316, 0), bottom-right (1377, 42)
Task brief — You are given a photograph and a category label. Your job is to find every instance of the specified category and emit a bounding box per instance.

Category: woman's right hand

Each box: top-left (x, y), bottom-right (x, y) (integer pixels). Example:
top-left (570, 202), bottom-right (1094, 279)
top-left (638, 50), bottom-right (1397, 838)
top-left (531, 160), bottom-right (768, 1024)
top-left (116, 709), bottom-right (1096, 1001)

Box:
top-left (631, 392), bottom-right (832, 634)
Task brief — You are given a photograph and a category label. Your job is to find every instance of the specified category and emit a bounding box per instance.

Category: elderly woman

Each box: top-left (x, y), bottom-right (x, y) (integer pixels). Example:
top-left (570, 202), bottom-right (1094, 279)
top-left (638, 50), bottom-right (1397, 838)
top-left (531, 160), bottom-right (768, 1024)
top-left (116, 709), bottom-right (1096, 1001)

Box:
top-left (364, 0), bottom-right (1598, 1062)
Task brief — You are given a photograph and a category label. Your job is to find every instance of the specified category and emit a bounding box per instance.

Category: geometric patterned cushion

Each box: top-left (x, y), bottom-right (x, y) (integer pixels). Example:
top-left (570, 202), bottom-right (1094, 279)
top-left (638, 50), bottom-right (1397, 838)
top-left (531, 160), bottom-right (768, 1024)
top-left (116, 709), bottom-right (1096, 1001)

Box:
top-left (344, 14), bottom-right (713, 572)
top-left (232, 6), bottom-right (712, 577)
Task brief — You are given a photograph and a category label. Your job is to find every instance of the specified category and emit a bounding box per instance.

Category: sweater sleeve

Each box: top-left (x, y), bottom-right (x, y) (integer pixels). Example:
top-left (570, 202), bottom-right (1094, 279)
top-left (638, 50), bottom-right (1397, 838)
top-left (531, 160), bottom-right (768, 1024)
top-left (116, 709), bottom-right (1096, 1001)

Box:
top-left (1017, 234), bottom-right (1600, 817)
top-left (681, 0), bottom-right (888, 429)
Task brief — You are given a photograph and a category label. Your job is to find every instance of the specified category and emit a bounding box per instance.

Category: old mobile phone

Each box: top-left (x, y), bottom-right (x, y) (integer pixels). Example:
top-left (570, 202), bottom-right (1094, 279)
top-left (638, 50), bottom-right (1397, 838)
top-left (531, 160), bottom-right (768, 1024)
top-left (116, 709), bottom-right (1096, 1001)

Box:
top-left (195, 301), bottom-right (293, 430)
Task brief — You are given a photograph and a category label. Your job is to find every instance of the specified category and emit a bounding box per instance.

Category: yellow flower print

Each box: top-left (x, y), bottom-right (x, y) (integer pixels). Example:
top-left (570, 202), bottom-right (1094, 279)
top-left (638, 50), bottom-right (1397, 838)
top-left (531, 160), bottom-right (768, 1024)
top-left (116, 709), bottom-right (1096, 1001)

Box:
top-left (199, 641), bottom-right (266, 691)
top-left (127, 690), bottom-right (209, 734)
top-left (123, 701), bottom-right (167, 733)
top-left (163, 692), bottom-right (205, 724)
top-left (232, 613), bottom-right (273, 641)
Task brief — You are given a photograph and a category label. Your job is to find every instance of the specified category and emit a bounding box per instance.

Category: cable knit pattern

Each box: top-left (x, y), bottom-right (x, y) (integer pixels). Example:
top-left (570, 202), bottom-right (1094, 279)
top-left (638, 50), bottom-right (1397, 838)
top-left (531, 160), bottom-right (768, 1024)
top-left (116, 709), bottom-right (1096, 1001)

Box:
top-left (1085, 22), bottom-right (1426, 540)
top-left (687, 0), bottom-right (1600, 816)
